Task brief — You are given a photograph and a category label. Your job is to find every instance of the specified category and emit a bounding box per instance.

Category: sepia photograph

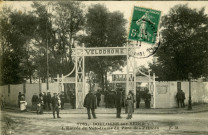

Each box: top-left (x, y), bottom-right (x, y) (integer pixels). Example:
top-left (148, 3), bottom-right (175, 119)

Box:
top-left (0, 1), bottom-right (208, 135)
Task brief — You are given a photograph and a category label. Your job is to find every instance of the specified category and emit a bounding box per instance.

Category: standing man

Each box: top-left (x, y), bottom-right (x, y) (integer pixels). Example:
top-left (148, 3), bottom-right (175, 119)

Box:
top-left (18, 92), bottom-right (22, 107)
top-left (136, 89), bottom-right (141, 108)
top-left (176, 90), bottom-right (182, 108)
top-left (115, 88), bottom-right (123, 118)
top-left (31, 93), bottom-right (39, 111)
top-left (51, 93), bottom-right (61, 119)
top-left (43, 92), bottom-right (47, 110)
top-left (96, 90), bottom-right (101, 107)
top-left (181, 90), bottom-right (186, 108)
top-left (84, 90), bottom-right (97, 119)
top-left (146, 91), bottom-right (151, 109)
top-left (1, 95), bottom-right (5, 109)
top-left (60, 91), bottom-right (65, 109)
top-left (47, 92), bottom-right (51, 110)
top-left (71, 90), bottom-right (76, 109)
top-left (104, 90), bottom-right (109, 108)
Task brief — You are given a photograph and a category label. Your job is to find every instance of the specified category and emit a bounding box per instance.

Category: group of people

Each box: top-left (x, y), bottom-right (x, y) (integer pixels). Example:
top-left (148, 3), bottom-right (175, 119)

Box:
top-left (30, 91), bottom-right (65, 117)
top-left (17, 88), bottom-right (153, 119)
top-left (84, 88), bottom-right (136, 119)
top-left (31, 92), bottom-right (51, 114)
top-left (136, 88), bottom-right (152, 109)
top-left (104, 90), bottom-right (125, 108)
top-left (66, 90), bottom-right (76, 109)
top-left (176, 89), bottom-right (186, 108)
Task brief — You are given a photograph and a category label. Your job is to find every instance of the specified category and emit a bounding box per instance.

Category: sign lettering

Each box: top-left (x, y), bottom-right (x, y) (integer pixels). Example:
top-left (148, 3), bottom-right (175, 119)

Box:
top-left (72, 48), bottom-right (127, 56)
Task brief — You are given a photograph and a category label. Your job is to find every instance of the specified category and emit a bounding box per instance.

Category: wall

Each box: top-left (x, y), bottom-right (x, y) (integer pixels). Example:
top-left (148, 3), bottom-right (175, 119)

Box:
top-left (1, 81), bottom-right (208, 108)
top-left (154, 81), bottom-right (177, 108)
top-left (155, 81), bottom-right (208, 108)
top-left (0, 83), bottom-right (60, 107)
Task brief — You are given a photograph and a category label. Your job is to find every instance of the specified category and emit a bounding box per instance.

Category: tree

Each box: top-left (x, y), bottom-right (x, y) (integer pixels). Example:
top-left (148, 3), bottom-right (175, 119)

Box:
top-left (0, 1), bottom-right (85, 85)
top-left (0, 6), bottom-right (37, 84)
top-left (82, 4), bottom-right (127, 91)
top-left (151, 4), bottom-right (208, 81)
top-left (31, 1), bottom-right (85, 81)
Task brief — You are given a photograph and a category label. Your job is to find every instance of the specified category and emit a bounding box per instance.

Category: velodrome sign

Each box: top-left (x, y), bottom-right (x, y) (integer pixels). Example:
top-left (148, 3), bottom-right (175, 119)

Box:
top-left (71, 46), bottom-right (159, 58)
top-left (72, 47), bottom-right (129, 56)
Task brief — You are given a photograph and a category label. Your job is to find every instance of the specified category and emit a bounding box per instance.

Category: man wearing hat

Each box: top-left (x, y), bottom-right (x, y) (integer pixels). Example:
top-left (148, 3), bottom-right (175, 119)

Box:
top-left (51, 93), bottom-right (61, 119)
top-left (84, 90), bottom-right (97, 119)
top-left (46, 92), bottom-right (51, 110)
top-left (115, 88), bottom-right (123, 118)
top-left (60, 91), bottom-right (65, 109)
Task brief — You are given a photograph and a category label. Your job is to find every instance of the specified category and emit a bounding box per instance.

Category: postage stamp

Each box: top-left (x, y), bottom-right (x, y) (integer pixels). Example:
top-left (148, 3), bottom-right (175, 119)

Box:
top-left (128, 6), bottom-right (161, 44)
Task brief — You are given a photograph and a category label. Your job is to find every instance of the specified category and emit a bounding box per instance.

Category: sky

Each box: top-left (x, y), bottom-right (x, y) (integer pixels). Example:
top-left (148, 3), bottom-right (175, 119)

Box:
top-left (1, 1), bottom-right (208, 74)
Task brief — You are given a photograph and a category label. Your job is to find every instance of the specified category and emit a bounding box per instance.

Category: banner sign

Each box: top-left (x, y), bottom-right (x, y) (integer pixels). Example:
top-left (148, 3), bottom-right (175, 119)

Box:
top-left (112, 74), bottom-right (127, 82)
top-left (72, 48), bottom-right (128, 56)
top-left (128, 6), bottom-right (161, 44)
top-left (112, 74), bottom-right (134, 82)
top-left (84, 48), bottom-right (127, 56)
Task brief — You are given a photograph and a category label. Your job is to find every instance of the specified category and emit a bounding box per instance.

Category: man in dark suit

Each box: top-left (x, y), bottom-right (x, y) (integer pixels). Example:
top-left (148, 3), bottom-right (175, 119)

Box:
top-left (104, 90), bottom-right (109, 108)
top-left (136, 89), bottom-right (141, 108)
top-left (71, 90), bottom-right (76, 109)
top-left (115, 88), bottom-right (123, 118)
top-left (51, 93), bottom-right (61, 119)
top-left (96, 90), bottom-right (101, 107)
top-left (60, 91), bottom-right (65, 109)
top-left (47, 92), bottom-right (51, 110)
top-left (18, 92), bottom-right (22, 107)
top-left (181, 90), bottom-right (186, 108)
top-left (43, 92), bottom-right (47, 110)
top-left (176, 90), bottom-right (182, 108)
top-left (84, 90), bottom-right (97, 119)
top-left (146, 92), bottom-right (151, 109)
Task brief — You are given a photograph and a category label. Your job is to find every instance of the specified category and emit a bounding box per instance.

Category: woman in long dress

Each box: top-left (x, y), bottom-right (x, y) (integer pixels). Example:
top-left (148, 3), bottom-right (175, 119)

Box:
top-left (126, 92), bottom-right (134, 119)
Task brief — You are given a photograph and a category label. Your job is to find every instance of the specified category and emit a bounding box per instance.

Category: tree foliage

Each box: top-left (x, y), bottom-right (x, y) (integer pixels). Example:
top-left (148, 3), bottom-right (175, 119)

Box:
top-left (82, 4), bottom-right (127, 91)
top-left (0, 7), bottom-right (37, 84)
top-left (150, 4), bottom-right (208, 81)
top-left (0, 1), bottom-right (85, 85)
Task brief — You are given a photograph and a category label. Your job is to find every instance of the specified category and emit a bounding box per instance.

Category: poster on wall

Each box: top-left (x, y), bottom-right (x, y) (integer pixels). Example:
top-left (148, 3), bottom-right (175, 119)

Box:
top-left (156, 85), bottom-right (168, 94)
top-left (1, 1), bottom-right (208, 135)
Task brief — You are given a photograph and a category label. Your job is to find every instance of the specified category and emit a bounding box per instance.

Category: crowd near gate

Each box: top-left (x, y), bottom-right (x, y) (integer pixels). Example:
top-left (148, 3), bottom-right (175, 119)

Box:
top-left (56, 44), bottom-right (156, 109)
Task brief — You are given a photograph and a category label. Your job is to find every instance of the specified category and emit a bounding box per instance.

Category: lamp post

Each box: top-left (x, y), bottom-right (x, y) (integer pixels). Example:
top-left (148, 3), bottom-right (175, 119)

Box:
top-left (188, 72), bottom-right (192, 110)
top-left (46, 5), bottom-right (50, 90)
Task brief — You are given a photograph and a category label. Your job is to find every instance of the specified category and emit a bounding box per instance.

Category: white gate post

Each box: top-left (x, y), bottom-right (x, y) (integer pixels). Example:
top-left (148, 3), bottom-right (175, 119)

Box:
top-left (153, 73), bottom-right (156, 108)
top-left (82, 44), bottom-right (85, 104)
top-left (126, 43), bottom-right (136, 100)
top-left (75, 46), bottom-right (84, 109)
top-left (75, 48), bottom-right (78, 109)
top-left (61, 74), bottom-right (64, 92)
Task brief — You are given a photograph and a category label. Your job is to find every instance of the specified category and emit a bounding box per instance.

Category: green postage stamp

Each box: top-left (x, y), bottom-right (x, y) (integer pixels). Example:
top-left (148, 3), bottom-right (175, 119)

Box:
top-left (128, 6), bottom-right (161, 44)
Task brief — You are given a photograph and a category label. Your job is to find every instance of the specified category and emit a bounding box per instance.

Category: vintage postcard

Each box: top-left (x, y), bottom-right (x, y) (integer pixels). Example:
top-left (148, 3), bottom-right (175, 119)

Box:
top-left (0, 1), bottom-right (208, 135)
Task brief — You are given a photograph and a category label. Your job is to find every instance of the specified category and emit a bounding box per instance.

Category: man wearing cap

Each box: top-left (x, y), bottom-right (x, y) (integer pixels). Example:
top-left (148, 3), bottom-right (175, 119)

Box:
top-left (51, 93), bottom-right (61, 119)
top-left (84, 90), bottom-right (97, 119)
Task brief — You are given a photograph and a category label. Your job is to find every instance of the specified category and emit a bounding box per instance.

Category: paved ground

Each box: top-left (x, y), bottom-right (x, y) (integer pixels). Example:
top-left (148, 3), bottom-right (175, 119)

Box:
top-left (1, 108), bottom-right (208, 135)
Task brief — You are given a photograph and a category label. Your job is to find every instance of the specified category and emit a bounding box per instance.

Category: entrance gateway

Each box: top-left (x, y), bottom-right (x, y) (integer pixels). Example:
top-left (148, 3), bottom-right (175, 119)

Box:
top-left (57, 43), bottom-right (156, 109)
